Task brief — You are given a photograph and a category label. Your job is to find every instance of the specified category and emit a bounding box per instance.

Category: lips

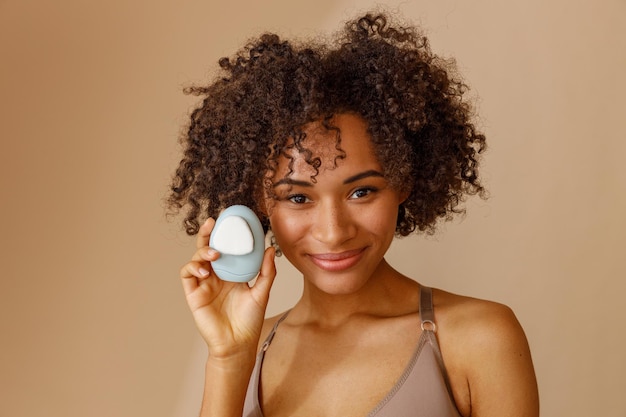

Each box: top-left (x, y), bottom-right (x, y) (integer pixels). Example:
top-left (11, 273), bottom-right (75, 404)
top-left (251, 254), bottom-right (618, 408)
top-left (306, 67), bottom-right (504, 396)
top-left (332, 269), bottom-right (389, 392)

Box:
top-left (308, 248), bottom-right (366, 272)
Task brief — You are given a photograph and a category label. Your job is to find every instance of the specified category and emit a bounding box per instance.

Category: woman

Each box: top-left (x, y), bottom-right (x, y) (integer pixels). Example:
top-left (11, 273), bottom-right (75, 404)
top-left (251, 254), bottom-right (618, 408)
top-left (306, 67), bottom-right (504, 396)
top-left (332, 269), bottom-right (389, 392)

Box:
top-left (168, 12), bottom-right (539, 417)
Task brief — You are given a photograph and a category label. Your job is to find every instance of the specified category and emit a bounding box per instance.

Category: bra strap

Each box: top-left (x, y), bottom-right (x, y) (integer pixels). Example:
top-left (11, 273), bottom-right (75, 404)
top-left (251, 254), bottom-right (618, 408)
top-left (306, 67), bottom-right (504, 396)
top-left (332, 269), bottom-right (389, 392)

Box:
top-left (261, 310), bottom-right (290, 352)
top-left (419, 286), bottom-right (437, 332)
top-left (419, 285), bottom-right (457, 402)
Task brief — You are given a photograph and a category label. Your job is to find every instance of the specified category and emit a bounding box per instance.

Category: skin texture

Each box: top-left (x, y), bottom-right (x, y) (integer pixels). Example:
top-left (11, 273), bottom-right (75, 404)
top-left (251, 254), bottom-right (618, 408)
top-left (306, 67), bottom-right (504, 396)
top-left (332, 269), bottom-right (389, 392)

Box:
top-left (268, 115), bottom-right (407, 298)
top-left (172, 12), bottom-right (538, 417)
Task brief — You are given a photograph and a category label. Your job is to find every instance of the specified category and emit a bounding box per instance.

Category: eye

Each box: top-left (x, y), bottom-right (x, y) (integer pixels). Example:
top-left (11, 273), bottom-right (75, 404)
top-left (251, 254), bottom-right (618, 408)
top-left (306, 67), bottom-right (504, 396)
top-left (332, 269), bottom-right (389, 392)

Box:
top-left (349, 187), bottom-right (377, 199)
top-left (288, 194), bottom-right (310, 204)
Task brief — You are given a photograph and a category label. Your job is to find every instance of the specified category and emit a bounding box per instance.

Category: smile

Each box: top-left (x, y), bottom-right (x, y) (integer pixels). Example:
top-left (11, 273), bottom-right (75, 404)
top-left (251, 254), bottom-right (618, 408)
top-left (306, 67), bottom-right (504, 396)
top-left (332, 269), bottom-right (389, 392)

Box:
top-left (308, 248), bottom-right (366, 272)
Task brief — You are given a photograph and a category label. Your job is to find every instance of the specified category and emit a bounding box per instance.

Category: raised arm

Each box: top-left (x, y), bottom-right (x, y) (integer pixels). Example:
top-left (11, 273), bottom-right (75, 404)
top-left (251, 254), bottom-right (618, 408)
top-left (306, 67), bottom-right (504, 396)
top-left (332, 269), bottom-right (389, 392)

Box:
top-left (180, 218), bottom-right (277, 417)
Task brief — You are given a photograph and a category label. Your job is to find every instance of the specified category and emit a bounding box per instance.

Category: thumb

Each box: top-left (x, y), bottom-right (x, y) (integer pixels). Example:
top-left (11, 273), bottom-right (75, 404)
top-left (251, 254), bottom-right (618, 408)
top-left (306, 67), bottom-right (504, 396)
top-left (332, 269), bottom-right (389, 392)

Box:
top-left (250, 247), bottom-right (277, 306)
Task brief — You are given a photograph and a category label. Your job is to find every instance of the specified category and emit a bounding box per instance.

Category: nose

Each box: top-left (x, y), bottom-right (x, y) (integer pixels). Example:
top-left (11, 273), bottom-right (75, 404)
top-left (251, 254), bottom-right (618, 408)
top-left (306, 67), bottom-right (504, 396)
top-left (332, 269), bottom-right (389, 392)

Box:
top-left (310, 201), bottom-right (356, 247)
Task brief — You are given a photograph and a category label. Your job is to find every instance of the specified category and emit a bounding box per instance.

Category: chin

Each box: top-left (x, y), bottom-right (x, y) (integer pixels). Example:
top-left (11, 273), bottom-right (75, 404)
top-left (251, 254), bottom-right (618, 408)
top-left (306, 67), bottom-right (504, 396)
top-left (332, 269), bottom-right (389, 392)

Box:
top-left (305, 270), bottom-right (373, 296)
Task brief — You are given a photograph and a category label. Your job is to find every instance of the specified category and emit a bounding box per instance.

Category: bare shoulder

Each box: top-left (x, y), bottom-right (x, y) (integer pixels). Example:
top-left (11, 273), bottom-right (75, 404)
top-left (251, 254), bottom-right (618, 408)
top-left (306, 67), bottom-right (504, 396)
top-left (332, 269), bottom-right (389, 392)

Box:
top-left (432, 288), bottom-right (523, 341)
top-left (431, 288), bottom-right (539, 417)
top-left (431, 288), bottom-right (530, 378)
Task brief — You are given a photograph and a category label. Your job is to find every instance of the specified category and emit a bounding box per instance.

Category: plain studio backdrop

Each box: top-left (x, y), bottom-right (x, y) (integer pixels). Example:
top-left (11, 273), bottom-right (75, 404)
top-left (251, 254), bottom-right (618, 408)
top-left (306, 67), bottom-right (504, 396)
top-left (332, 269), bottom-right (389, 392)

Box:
top-left (1, 0), bottom-right (624, 416)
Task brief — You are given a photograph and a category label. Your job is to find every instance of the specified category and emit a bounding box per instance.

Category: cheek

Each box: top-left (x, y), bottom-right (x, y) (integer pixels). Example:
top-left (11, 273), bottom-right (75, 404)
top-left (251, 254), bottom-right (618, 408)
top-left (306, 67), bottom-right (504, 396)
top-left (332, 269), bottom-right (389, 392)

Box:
top-left (365, 211), bottom-right (396, 237)
top-left (268, 208), bottom-right (307, 247)
top-left (364, 201), bottom-right (400, 238)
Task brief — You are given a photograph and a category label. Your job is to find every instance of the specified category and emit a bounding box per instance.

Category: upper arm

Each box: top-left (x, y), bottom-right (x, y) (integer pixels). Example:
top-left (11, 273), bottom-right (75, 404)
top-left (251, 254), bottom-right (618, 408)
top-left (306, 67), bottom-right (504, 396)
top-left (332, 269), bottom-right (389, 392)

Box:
top-left (463, 303), bottom-right (539, 417)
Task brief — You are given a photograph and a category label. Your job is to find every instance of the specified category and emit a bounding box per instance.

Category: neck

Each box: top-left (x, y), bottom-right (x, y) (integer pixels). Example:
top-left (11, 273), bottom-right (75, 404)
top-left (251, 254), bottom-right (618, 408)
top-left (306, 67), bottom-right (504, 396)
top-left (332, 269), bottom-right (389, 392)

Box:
top-left (291, 259), bottom-right (420, 328)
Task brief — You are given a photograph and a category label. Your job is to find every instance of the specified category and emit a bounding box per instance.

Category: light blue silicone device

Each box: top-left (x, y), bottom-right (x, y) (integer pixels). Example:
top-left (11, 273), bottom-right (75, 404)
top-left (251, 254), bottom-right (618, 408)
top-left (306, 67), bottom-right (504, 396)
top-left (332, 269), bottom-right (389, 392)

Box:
top-left (209, 205), bottom-right (265, 282)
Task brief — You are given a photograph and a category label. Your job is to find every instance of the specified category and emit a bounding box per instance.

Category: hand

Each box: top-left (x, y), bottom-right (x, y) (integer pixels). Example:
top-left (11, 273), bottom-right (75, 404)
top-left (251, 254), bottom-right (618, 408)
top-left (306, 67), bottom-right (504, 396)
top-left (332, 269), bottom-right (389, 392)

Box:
top-left (179, 218), bottom-right (277, 359)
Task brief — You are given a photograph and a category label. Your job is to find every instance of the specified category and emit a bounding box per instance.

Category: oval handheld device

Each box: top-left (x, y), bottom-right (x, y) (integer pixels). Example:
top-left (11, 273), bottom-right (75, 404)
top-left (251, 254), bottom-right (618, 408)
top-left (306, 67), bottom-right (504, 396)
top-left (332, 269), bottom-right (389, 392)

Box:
top-left (209, 205), bottom-right (265, 282)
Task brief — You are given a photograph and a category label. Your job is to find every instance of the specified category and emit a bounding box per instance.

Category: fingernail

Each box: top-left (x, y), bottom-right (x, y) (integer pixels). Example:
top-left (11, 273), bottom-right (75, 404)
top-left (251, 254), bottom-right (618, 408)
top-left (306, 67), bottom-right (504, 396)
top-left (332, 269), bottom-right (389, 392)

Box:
top-left (207, 248), bottom-right (218, 257)
top-left (199, 267), bottom-right (210, 277)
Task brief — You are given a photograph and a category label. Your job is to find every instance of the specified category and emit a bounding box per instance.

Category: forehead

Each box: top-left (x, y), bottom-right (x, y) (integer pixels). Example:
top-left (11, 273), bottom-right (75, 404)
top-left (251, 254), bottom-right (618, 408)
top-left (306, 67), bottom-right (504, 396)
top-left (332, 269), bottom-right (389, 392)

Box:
top-left (279, 113), bottom-right (379, 176)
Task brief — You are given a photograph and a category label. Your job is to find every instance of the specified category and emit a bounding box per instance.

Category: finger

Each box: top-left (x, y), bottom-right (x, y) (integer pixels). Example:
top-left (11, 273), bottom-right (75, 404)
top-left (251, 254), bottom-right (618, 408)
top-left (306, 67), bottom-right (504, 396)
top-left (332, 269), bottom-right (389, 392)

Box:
top-left (180, 261), bottom-right (211, 295)
top-left (250, 247), bottom-right (277, 304)
top-left (196, 218), bottom-right (216, 250)
top-left (191, 247), bottom-right (221, 263)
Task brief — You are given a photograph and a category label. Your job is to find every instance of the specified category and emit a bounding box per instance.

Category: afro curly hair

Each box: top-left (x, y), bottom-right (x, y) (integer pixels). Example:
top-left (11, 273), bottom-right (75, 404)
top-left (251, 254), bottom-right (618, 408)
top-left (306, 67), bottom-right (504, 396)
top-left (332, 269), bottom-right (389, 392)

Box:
top-left (167, 12), bottom-right (486, 237)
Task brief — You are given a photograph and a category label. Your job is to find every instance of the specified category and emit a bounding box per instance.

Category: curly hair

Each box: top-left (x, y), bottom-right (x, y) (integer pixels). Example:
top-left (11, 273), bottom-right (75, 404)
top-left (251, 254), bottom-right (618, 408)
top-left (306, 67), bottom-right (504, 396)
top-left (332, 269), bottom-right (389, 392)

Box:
top-left (167, 12), bottom-right (486, 237)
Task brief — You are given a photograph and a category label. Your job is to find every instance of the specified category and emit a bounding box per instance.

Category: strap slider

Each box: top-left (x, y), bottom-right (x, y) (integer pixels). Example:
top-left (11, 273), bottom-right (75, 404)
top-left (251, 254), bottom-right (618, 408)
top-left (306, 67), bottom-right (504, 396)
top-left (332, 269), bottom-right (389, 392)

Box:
top-left (421, 319), bottom-right (437, 332)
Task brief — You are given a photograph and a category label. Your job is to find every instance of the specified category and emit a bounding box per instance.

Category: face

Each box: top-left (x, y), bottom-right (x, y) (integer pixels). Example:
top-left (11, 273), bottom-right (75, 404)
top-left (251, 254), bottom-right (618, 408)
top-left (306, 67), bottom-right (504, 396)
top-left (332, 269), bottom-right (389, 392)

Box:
top-left (266, 113), bottom-right (407, 295)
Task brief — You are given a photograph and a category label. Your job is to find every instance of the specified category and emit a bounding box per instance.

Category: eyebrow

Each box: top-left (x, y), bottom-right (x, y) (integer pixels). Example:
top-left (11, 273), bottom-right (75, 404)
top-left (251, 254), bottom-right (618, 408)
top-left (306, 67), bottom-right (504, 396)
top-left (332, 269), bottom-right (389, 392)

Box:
top-left (273, 169), bottom-right (384, 187)
top-left (343, 169), bottom-right (384, 184)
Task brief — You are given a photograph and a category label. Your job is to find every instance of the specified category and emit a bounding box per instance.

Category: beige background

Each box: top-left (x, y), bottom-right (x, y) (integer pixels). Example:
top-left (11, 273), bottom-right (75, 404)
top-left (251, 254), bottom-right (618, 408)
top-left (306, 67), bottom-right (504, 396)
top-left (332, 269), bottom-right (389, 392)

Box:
top-left (1, 0), bottom-right (625, 416)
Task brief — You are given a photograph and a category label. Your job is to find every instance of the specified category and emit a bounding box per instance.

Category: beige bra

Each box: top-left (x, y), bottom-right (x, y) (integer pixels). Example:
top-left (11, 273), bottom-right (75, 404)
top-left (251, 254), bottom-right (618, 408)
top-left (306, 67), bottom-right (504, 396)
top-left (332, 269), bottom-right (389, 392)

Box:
top-left (242, 286), bottom-right (461, 417)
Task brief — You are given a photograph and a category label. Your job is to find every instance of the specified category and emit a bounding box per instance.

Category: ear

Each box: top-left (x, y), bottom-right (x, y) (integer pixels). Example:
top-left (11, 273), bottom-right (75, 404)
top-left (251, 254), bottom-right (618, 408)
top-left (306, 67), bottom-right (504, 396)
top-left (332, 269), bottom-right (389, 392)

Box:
top-left (398, 188), bottom-right (411, 205)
